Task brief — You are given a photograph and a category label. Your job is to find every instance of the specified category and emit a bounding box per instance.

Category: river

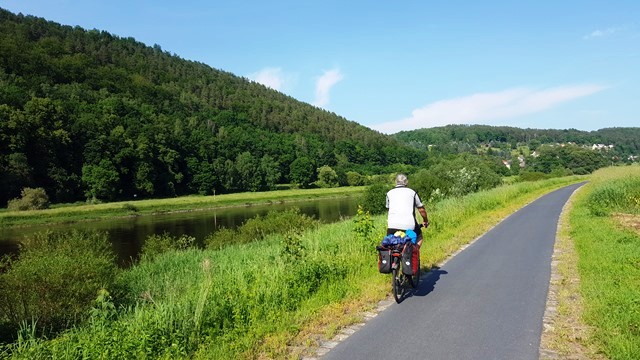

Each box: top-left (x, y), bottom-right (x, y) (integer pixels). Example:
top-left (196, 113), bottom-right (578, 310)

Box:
top-left (0, 196), bottom-right (361, 265)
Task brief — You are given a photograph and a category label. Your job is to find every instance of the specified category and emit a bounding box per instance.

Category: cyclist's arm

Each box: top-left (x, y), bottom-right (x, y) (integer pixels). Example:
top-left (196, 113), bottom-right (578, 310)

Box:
top-left (418, 207), bottom-right (429, 228)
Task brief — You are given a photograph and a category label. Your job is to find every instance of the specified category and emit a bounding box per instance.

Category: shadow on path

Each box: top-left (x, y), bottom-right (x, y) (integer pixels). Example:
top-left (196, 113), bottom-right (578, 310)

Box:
top-left (413, 267), bottom-right (448, 297)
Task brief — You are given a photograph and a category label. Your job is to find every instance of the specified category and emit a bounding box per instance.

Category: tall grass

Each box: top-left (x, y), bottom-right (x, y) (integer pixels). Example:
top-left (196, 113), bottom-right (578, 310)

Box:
top-left (569, 165), bottom-right (640, 359)
top-left (0, 230), bottom-right (118, 341)
top-left (0, 176), bottom-right (585, 359)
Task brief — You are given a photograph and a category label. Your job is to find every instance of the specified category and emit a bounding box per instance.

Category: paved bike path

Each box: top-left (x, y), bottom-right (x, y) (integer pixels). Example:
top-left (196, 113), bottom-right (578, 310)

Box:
top-left (323, 183), bottom-right (583, 360)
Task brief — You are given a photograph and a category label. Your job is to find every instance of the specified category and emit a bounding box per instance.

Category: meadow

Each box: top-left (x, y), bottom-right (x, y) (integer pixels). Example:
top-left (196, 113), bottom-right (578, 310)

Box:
top-left (0, 176), bottom-right (586, 359)
top-left (0, 187), bottom-right (365, 228)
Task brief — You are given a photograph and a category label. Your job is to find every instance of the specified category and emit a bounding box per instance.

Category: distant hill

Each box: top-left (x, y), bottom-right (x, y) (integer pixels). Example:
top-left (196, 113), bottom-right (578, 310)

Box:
top-left (394, 125), bottom-right (640, 159)
top-left (0, 8), bottom-right (423, 205)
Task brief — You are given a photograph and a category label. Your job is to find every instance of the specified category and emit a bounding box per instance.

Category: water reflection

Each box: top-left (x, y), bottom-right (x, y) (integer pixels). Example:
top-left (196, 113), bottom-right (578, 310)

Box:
top-left (0, 196), bottom-right (361, 265)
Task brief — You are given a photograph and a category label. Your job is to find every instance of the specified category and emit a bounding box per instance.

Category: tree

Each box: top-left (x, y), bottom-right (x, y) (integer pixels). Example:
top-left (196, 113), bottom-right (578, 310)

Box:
top-left (235, 152), bottom-right (260, 192)
top-left (259, 155), bottom-right (281, 190)
top-left (316, 165), bottom-right (339, 188)
top-left (289, 157), bottom-right (315, 188)
top-left (82, 159), bottom-right (120, 201)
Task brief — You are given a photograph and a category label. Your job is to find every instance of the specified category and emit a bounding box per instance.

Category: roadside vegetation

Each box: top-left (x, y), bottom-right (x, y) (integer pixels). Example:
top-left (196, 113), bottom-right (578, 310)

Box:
top-left (0, 176), bottom-right (585, 359)
top-left (565, 165), bottom-right (640, 359)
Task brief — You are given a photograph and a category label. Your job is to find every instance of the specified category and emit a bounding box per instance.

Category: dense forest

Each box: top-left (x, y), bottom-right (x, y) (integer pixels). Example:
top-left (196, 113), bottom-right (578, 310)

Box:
top-left (0, 8), bottom-right (423, 206)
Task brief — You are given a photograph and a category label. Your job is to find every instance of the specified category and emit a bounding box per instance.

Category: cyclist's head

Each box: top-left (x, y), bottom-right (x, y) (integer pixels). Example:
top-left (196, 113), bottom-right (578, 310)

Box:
top-left (395, 173), bottom-right (408, 186)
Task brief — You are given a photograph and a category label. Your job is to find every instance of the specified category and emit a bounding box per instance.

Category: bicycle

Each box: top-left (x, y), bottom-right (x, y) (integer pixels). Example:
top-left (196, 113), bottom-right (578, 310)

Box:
top-left (377, 242), bottom-right (421, 303)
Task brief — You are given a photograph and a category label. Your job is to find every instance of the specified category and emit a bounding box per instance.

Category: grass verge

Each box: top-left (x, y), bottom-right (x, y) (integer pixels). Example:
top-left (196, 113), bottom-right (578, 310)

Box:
top-left (565, 165), bottom-right (640, 359)
top-left (539, 185), bottom-right (605, 359)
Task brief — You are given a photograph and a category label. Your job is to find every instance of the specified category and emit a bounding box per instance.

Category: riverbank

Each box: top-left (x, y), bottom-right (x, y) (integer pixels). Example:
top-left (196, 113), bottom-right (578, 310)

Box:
top-left (0, 187), bottom-right (366, 228)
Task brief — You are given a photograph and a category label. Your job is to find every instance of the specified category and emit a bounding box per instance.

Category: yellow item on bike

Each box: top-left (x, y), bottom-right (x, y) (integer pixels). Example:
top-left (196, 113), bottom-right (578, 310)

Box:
top-left (394, 231), bottom-right (406, 238)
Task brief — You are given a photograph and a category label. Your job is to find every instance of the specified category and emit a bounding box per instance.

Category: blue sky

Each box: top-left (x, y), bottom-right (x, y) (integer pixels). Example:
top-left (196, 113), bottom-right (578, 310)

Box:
top-left (2, 1), bottom-right (639, 133)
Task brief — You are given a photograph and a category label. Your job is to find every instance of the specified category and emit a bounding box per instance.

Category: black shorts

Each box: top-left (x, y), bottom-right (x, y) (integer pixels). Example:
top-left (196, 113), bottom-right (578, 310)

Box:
top-left (386, 224), bottom-right (423, 242)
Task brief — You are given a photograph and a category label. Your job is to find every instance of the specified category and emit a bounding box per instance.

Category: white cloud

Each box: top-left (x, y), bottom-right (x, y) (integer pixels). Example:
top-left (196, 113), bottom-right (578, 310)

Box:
top-left (313, 69), bottom-right (344, 108)
top-left (584, 26), bottom-right (622, 39)
top-left (250, 67), bottom-right (285, 91)
top-left (372, 85), bottom-right (607, 134)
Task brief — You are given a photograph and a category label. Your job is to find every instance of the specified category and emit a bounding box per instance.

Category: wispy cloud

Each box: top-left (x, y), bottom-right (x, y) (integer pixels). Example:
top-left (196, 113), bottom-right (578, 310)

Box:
top-left (250, 67), bottom-right (286, 91)
top-left (372, 85), bottom-right (607, 134)
top-left (313, 69), bottom-right (344, 108)
top-left (584, 26), bottom-right (623, 40)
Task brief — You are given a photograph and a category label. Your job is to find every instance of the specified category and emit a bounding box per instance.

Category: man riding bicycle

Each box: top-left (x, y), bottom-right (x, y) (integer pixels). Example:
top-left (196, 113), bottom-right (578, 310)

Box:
top-left (385, 174), bottom-right (429, 247)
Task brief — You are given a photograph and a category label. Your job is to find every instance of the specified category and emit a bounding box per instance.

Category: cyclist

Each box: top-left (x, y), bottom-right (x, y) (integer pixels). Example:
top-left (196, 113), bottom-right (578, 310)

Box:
top-left (385, 173), bottom-right (429, 247)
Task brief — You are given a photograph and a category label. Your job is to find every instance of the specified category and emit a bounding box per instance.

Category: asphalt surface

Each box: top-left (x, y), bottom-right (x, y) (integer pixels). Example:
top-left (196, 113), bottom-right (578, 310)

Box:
top-left (323, 183), bottom-right (584, 360)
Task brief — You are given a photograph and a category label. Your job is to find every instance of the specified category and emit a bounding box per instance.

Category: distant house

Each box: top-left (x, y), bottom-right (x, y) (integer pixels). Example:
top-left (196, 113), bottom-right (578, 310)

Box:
top-left (592, 144), bottom-right (614, 151)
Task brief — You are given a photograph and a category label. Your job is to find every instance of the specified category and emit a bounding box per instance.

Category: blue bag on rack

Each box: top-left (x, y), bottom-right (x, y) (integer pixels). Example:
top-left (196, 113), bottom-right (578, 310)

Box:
top-left (405, 229), bottom-right (418, 244)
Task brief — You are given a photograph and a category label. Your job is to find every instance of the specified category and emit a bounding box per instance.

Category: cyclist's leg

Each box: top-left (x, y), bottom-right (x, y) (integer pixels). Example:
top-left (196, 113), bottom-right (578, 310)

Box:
top-left (414, 224), bottom-right (424, 248)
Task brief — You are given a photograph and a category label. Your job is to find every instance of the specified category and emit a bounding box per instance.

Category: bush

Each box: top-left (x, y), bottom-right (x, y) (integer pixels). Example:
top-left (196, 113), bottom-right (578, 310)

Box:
top-left (411, 169), bottom-right (448, 203)
top-left (205, 208), bottom-right (319, 249)
top-left (346, 171), bottom-right (365, 186)
top-left (6, 187), bottom-right (50, 211)
top-left (0, 230), bottom-right (118, 339)
top-left (426, 157), bottom-right (502, 198)
top-left (360, 182), bottom-right (392, 215)
top-left (140, 233), bottom-right (197, 262)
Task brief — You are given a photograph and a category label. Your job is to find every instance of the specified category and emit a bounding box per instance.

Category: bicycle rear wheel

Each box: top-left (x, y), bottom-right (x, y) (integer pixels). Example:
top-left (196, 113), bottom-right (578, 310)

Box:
top-left (408, 255), bottom-right (421, 288)
top-left (392, 267), bottom-right (403, 303)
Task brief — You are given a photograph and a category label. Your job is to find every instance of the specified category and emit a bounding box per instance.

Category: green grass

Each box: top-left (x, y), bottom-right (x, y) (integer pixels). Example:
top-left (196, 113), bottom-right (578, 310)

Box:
top-left (568, 165), bottom-right (640, 359)
top-left (0, 176), bottom-right (586, 359)
top-left (0, 187), bottom-right (365, 228)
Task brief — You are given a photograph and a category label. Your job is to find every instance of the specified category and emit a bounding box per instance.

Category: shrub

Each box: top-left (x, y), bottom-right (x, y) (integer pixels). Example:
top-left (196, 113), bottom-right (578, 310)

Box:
top-left (140, 233), bottom-right (197, 262)
top-left (360, 182), bottom-right (392, 215)
top-left (346, 171), bottom-right (365, 186)
top-left (6, 187), bottom-right (50, 211)
top-left (411, 169), bottom-right (448, 203)
top-left (204, 227), bottom-right (236, 250)
top-left (0, 230), bottom-right (118, 339)
top-left (204, 208), bottom-right (319, 249)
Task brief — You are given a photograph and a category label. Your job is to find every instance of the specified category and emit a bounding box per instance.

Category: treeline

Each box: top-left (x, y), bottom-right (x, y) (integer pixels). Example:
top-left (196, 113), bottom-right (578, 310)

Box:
top-left (0, 8), bottom-right (423, 207)
top-left (394, 124), bottom-right (640, 160)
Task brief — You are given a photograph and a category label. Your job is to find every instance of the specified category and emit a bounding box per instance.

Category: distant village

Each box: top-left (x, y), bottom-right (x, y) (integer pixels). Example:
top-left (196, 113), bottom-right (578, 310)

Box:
top-left (499, 142), bottom-right (638, 170)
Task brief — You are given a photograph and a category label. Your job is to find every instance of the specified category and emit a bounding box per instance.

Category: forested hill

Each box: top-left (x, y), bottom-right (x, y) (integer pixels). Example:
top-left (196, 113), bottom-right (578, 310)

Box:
top-left (394, 125), bottom-right (640, 157)
top-left (0, 8), bottom-right (423, 206)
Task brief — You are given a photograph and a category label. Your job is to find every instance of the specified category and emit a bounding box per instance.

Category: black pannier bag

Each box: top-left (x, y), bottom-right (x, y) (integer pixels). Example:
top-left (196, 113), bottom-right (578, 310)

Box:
top-left (401, 242), bottom-right (415, 276)
top-left (377, 246), bottom-right (392, 273)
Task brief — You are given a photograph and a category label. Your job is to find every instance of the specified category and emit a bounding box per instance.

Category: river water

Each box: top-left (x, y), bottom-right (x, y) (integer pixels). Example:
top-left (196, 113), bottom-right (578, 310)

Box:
top-left (0, 196), bottom-right (361, 265)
